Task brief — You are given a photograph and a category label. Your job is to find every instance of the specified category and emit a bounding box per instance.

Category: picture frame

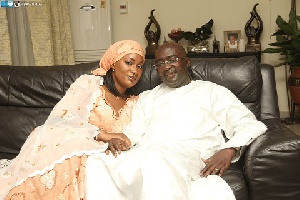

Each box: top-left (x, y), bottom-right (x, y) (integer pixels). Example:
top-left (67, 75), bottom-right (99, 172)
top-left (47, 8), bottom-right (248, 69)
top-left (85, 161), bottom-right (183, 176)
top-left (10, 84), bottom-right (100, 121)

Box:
top-left (224, 30), bottom-right (241, 52)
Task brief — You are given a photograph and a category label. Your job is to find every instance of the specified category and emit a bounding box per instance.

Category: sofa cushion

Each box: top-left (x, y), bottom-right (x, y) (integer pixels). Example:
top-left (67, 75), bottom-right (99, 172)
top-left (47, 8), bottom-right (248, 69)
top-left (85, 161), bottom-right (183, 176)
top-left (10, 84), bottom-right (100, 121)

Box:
top-left (132, 56), bottom-right (263, 119)
top-left (0, 62), bottom-right (99, 159)
top-left (189, 56), bottom-right (262, 119)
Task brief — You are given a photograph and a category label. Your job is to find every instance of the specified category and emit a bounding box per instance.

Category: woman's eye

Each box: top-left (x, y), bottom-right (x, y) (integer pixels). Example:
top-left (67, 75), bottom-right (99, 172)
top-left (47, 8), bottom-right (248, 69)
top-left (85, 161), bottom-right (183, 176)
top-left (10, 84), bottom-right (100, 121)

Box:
top-left (125, 61), bottom-right (132, 65)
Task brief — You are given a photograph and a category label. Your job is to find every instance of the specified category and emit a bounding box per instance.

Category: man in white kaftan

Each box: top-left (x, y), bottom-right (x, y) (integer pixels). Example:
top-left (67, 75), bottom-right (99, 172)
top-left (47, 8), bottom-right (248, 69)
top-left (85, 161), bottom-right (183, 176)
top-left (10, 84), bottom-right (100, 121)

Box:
top-left (85, 43), bottom-right (267, 200)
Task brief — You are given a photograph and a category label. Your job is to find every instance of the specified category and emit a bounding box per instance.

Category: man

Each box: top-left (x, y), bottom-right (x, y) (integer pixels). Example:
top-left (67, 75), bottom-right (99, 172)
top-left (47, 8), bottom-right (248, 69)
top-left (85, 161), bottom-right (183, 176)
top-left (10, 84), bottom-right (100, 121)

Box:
top-left (85, 42), bottom-right (267, 199)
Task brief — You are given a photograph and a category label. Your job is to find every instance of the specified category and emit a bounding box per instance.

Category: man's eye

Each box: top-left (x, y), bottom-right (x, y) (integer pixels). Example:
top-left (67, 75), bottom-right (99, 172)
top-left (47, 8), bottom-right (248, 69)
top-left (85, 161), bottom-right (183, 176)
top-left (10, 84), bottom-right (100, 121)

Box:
top-left (137, 64), bottom-right (143, 69)
top-left (169, 58), bottom-right (177, 63)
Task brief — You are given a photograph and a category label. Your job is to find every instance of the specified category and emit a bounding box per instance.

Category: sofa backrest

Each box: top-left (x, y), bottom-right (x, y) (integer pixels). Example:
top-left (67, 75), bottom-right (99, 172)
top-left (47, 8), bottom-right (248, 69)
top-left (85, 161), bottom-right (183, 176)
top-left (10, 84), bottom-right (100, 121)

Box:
top-left (133, 56), bottom-right (263, 119)
top-left (0, 56), bottom-right (279, 159)
top-left (0, 62), bottom-right (98, 159)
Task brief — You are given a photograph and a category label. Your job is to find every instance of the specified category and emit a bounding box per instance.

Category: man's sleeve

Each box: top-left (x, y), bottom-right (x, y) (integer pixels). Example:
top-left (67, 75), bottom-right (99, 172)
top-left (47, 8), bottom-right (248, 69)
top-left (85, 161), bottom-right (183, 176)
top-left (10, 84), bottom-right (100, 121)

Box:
top-left (211, 84), bottom-right (267, 161)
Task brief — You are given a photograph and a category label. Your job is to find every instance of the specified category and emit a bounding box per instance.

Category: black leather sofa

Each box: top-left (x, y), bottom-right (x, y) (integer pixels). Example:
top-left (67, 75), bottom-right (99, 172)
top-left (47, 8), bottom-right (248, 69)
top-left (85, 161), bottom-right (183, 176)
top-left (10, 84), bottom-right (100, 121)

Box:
top-left (0, 56), bottom-right (299, 200)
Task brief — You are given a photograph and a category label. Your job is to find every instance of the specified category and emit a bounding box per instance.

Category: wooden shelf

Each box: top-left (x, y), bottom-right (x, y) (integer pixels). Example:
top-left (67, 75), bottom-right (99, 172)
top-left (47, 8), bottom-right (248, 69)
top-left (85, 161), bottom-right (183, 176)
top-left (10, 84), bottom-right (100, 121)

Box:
top-left (146, 51), bottom-right (261, 63)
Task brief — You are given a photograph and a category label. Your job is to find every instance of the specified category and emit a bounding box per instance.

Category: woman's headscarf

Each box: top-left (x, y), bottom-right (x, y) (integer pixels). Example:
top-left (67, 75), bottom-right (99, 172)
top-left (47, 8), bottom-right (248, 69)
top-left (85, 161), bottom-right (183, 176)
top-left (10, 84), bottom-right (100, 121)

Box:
top-left (92, 40), bottom-right (145, 76)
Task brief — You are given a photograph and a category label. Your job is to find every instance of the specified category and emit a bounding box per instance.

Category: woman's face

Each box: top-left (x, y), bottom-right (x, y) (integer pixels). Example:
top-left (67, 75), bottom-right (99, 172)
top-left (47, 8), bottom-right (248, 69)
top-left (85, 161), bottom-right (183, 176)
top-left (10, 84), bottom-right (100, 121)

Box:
top-left (112, 53), bottom-right (144, 93)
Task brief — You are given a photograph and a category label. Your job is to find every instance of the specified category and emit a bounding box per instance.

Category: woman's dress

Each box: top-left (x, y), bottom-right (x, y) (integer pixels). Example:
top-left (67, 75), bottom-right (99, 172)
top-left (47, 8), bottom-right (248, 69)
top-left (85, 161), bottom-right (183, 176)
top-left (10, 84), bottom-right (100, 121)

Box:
top-left (0, 75), bottom-right (136, 199)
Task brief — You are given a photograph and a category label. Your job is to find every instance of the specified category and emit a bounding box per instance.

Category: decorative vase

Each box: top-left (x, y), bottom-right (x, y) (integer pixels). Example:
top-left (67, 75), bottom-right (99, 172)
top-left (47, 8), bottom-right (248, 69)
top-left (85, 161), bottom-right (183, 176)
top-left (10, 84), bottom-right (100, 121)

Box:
top-left (168, 29), bottom-right (184, 43)
top-left (187, 40), bottom-right (209, 53)
top-left (288, 66), bottom-right (300, 112)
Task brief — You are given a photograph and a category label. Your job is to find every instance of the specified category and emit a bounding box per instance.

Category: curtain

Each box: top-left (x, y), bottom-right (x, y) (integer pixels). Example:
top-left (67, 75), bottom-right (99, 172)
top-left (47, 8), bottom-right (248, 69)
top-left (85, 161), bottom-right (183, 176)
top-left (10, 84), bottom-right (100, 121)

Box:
top-left (0, 9), bottom-right (12, 65)
top-left (0, 0), bottom-right (75, 66)
top-left (26, 0), bottom-right (75, 65)
top-left (6, 6), bottom-right (35, 66)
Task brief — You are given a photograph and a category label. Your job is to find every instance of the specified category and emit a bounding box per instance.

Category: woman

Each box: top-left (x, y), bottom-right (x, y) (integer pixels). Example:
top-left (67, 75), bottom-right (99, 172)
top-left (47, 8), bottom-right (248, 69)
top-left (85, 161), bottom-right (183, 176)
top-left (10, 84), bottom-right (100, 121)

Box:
top-left (0, 40), bottom-right (145, 199)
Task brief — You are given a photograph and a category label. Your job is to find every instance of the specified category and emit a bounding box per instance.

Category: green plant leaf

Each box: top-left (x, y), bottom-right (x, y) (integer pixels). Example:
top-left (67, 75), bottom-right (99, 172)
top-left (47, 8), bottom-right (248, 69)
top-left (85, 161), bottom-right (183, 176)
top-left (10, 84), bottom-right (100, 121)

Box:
top-left (276, 15), bottom-right (295, 35)
top-left (272, 29), bottom-right (287, 36)
top-left (291, 36), bottom-right (300, 51)
top-left (289, 9), bottom-right (298, 32)
top-left (262, 48), bottom-right (285, 53)
top-left (269, 40), bottom-right (294, 50)
top-left (274, 62), bottom-right (287, 67)
top-left (276, 35), bottom-right (288, 41)
top-left (263, 9), bottom-right (300, 67)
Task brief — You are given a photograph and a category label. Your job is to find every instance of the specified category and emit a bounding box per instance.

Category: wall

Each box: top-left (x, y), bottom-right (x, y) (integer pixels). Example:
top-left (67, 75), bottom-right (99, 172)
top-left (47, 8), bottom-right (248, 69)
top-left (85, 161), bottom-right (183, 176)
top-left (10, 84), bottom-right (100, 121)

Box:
top-left (110, 0), bottom-right (297, 117)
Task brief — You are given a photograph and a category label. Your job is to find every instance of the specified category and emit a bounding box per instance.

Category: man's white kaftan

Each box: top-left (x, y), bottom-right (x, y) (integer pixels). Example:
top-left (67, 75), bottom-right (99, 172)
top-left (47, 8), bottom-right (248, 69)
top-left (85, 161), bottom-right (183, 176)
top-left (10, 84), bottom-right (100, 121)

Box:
top-left (85, 80), bottom-right (267, 200)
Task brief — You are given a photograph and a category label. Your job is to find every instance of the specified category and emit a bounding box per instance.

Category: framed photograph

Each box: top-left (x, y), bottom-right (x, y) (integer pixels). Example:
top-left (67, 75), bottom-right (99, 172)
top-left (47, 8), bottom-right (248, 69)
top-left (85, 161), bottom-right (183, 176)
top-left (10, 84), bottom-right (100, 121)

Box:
top-left (224, 30), bottom-right (241, 52)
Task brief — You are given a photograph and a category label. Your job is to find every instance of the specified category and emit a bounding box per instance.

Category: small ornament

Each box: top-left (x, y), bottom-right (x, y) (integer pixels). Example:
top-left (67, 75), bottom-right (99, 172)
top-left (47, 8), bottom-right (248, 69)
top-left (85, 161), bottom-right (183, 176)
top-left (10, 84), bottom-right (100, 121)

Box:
top-left (245, 3), bottom-right (263, 52)
top-left (144, 9), bottom-right (161, 55)
top-left (213, 35), bottom-right (220, 53)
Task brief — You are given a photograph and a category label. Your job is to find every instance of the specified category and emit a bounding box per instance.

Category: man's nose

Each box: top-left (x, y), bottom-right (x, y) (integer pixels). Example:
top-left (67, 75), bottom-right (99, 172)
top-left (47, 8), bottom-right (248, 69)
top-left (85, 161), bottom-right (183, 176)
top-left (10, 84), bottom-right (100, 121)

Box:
top-left (163, 62), bottom-right (172, 70)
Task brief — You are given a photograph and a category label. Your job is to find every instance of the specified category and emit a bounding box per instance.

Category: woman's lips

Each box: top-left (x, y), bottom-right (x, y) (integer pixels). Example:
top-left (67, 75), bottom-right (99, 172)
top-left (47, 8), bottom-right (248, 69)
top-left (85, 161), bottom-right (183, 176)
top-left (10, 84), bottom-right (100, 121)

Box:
top-left (128, 75), bottom-right (137, 82)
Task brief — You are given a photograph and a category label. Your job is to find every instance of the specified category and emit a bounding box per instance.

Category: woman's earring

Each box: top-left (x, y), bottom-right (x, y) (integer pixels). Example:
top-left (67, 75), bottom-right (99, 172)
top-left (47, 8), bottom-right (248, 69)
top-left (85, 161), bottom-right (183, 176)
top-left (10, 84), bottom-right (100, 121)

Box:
top-left (112, 68), bottom-right (115, 72)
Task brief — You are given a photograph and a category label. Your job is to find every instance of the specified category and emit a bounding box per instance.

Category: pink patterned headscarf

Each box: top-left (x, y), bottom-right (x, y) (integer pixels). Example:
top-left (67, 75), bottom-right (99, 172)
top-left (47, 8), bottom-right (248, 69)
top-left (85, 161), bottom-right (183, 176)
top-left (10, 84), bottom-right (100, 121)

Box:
top-left (92, 40), bottom-right (145, 76)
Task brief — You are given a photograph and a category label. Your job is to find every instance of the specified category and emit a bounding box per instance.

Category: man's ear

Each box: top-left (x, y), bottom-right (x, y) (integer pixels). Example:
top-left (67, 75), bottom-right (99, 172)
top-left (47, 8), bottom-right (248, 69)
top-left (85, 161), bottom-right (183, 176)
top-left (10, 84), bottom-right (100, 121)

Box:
top-left (186, 58), bottom-right (191, 67)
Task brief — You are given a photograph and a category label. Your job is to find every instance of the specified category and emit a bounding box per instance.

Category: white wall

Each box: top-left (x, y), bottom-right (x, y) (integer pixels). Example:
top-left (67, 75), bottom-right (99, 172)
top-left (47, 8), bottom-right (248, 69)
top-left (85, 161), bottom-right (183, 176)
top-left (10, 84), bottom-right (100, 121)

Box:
top-left (110, 0), bottom-right (296, 116)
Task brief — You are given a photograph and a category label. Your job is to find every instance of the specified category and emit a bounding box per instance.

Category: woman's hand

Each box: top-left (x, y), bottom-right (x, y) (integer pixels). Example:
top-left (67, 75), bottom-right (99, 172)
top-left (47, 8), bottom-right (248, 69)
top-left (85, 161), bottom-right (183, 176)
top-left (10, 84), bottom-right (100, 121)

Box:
top-left (200, 148), bottom-right (236, 177)
top-left (105, 138), bottom-right (130, 157)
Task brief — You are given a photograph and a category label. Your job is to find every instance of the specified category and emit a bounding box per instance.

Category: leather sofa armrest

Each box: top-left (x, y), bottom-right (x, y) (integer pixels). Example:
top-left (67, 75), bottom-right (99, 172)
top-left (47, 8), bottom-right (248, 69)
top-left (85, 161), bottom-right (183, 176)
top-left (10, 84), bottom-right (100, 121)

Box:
top-left (222, 162), bottom-right (249, 200)
top-left (244, 118), bottom-right (300, 199)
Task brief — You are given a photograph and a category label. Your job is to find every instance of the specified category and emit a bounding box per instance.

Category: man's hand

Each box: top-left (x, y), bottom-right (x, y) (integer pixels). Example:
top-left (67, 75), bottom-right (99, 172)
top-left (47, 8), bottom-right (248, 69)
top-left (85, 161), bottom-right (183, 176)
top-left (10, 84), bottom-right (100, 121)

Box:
top-left (105, 138), bottom-right (130, 158)
top-left (200, 148), bottom-right (236, 177)
top-left (97, 131), bottom-right (131, 147)
top-left (116, 133), bottom-right (131, 147)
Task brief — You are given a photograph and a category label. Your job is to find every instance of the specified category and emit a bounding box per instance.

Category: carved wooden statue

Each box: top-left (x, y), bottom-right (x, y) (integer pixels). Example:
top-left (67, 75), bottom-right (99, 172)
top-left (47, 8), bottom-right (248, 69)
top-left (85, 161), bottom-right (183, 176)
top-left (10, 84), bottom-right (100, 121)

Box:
top-left (144, 9), bottom-right (161, 55)
top-left (245, 3), bottom-right (263, 52)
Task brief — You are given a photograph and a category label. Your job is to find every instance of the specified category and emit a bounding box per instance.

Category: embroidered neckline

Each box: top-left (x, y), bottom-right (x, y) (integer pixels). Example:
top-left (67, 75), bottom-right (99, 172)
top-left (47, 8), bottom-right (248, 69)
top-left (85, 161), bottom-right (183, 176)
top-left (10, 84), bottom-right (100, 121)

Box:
top-left (100, 86), bottom-right (132, 119)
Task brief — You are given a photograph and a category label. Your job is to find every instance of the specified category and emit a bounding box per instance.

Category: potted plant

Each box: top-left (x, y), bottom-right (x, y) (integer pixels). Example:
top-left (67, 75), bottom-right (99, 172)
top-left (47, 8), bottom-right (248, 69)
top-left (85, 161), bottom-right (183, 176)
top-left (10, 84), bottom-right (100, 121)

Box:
top-left (182, 19), bottom-right (214, 52)
top-left (262, 8), bottom-right (300, 117)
